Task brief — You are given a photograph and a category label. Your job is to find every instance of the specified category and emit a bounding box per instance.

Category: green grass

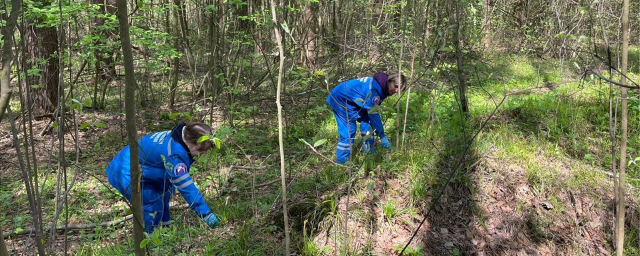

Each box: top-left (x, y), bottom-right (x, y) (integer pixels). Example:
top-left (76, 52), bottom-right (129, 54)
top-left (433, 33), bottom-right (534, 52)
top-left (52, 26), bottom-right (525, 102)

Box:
top-left (5, 51), bottom-right (640, 255)
top-left (83, 51), bottom-right (640, 255)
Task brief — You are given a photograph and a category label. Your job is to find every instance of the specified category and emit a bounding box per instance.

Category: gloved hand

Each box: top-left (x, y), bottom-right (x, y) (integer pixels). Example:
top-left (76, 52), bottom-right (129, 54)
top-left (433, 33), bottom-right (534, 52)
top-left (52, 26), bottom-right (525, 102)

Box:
top-left (381, 137), bottom-right (391, 149)
top-left (362, 142), bottom-right (376, 153)
top-left (203, 213), bottom-right (220, 228)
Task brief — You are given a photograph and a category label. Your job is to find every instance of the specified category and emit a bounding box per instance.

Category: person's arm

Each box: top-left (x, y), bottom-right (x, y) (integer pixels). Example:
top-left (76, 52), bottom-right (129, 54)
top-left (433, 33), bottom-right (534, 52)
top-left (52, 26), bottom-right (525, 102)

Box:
top-left (363, 92), bottom-right (385, 138)
top-left (165, 157), bottom-right (211, 217)
top-left (367, 112), bottom-right (385, 138)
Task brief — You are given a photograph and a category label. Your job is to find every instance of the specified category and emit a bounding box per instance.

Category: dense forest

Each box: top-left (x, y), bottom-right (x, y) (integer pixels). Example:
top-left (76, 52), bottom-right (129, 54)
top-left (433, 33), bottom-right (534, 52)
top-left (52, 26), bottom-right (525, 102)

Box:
top-left (1, 0), bottom-right (640, 255)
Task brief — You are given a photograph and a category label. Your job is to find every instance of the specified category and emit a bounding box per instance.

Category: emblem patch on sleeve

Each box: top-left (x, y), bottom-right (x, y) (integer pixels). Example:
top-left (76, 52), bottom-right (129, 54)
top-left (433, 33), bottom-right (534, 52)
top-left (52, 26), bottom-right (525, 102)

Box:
top-left (173, 163), bottom-right (188, 176)
top-left (373, 96), bottom-right (381, 105)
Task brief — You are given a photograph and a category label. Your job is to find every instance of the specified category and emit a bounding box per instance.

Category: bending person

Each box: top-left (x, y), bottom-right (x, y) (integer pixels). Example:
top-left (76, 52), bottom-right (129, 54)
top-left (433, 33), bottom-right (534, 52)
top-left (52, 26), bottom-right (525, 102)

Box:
top-left (326, 72), bottom-right (406, 164)
top-left (106, 122), bottom-right (219, 233)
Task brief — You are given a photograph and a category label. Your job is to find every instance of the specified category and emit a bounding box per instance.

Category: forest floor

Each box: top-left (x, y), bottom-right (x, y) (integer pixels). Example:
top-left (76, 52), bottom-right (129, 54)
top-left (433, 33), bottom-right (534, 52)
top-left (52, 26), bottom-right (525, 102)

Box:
top-left (2, 52), bottom-right (640, 255)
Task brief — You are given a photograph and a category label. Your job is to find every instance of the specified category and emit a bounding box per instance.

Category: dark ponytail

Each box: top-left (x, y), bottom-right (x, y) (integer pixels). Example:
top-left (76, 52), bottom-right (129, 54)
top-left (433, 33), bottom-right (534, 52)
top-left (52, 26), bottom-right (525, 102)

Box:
top-left (183, 122), bottom-right (213, 153)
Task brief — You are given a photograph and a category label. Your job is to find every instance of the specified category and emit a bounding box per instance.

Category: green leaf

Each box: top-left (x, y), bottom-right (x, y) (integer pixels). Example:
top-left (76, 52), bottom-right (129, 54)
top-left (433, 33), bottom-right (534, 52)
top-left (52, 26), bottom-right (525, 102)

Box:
top-left (205, 4), bottom-right (218, 11)
top-left (362, 133), bottom-right (372, 142)
top-left (169, 113), bottom-right (180, 119)
top-left (439, 46), bottom-right (453, 52)
top-left (198, 135), bottom-right (210, 143)
top-left (314, 71), bottom-right (324, 76)
top-left (152, 236), bottom-right (161, 245)
top-left (71, 103), bottom-right (82, 111)
top-left (83, 99), bottom-right (92, 106)
top-left (184, 112), bottom-right (192, 121)
top-left (15, 227), bottom-right (23, 233)
top-left (94, 122), bottom-right (107, 128)
top-left (52, 122), bottom-right (59, 129)
top-left (213, 138), bottom-right (221, 149)
top-left (140, 238), bottom-right (149, 248)
top-left (79, 122), bottom-right (91, 129)
top-left (281, 21), bottom-right (291, 35)
top-left (313, 139), bottom-right (327, 148)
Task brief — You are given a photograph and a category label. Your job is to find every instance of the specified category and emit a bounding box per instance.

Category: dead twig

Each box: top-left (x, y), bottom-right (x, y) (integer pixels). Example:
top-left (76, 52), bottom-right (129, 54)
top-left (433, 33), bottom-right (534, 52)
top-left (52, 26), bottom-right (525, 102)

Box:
top-left (300, 139), bottom-right (347, 168)
top-left (3, 215), bottom-right (134, 238)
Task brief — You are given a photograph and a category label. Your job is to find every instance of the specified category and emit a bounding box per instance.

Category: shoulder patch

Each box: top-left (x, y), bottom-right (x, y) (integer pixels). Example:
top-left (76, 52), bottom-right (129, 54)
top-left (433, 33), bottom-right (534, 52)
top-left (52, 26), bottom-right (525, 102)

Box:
top-left (173, 163), bottom-right (188, 176)
top-left (373, 96), bottom-right (381, 105)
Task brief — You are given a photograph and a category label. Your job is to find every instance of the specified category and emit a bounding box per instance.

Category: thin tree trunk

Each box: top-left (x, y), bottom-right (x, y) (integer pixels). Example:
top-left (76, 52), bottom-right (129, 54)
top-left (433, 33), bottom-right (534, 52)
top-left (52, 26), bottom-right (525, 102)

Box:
top-left (169, 57), bottom-right (180, 111)
top-left (0, 0), bottom-right (21, 120)
top-left (599, 2), bottom-right (619, 242)
top-left (454, 0), bottom-right (468, 114)
top-left (7, 106), bottom-right (46, 256)
top-left (482, 0), bottom-right (491, 50)
top-left (268, 0), bottom-right (290, 254)
top-left (615, 0), bottom-right (629, 254)
top-left (402, 51), bottom-right (416, 150)
top-left (303, 2), bottom-right (316, 69)
top-left (170, 1), bottom-right (181, 111)
top-left (396, 1), bottom-right (404, 149)
top-left (0, 224), bottom-right (7, 256)
top-left (116, 0), bottom-right (146, 253)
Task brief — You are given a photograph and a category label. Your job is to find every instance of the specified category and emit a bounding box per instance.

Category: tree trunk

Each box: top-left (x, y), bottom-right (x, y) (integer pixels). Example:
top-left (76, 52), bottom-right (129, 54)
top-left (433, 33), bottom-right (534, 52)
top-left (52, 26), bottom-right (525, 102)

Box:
top-left (482, 0), bottom-right (491, 50)
top-left (90, 0), bottom-right (117, 82)
top-left (116, 0), bottom-right (146, 254)
top-left (269, 0), bottom-right (290, 254)
top-left (453, 0), bottom-right (468, 114)
top-left (615, 0), bottom-right (629, 254)
top-left (0, 0), bottom-right (21, 120)
top-left (170, 0), bottom-right (182, 111)
top-left (23, 0), bottom-right (60, 116)
top-left (208, 0), bottom-right (225, 105)
top-left (0, 225), bottom-right (9, 256)
top-left (303, 2), bottom-right (316, 69)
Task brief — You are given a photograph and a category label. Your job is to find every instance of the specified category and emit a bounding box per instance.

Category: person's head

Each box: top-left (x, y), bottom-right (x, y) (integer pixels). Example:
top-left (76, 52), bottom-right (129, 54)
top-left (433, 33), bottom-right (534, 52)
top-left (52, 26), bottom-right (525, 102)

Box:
top-left (182, 122), bottom-right (213, 157)
top-left (386, 71), bottom-right (407, 96)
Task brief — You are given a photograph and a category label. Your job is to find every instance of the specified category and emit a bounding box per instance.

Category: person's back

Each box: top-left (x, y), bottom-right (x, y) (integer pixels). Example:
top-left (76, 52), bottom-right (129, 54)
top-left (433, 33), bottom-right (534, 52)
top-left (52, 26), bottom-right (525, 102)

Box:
top-left (107, 129), bottom-right (190, 193)
top-left (325, 72), bottom-right (406, 163)
top-left (326, 77), bottom-right (384, 116)
top-left (106, 122), bottom-right (219, 233)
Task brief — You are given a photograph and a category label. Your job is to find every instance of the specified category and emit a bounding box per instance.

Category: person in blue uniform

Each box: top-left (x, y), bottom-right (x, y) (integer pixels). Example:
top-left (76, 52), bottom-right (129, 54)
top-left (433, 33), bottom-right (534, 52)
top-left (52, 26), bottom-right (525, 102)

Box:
top-left (106, 122), bottom-right (219, 233)
top-left (326, 72), bottom-right (406, 164)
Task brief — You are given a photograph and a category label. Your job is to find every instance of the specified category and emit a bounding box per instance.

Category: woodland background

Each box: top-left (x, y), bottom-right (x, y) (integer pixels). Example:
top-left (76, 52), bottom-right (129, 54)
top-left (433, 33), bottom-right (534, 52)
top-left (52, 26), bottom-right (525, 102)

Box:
top-left (1, 0), bottom-right (640, 255)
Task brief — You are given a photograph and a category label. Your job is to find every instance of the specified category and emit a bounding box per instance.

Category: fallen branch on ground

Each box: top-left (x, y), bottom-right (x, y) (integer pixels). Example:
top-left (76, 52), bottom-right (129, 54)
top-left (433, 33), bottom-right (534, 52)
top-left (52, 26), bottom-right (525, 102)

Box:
top-left (3, 215), bottom-right (133, 238)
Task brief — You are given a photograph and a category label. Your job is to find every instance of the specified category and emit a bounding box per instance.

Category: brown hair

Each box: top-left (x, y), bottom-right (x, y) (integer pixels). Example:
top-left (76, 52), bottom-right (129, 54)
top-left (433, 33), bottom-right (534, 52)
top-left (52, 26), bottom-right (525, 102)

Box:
top-left (182, 122), bottom-right (213, 153)
top-left (388, 71), bottom-right (407, 90)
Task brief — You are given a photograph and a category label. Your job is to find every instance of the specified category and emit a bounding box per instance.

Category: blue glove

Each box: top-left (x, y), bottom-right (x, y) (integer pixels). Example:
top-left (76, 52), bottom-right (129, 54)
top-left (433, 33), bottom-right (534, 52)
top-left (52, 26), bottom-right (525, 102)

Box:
top-left (203, 213), bottom-right (219, 228)
top-left (381, 137), bottom-right (391, 149)
top-left (362, 142), bottom-right (375, 153)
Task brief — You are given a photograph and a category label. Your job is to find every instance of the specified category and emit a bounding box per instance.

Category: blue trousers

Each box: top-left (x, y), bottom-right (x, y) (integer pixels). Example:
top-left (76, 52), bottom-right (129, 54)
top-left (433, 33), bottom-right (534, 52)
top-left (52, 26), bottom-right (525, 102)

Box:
top-left (107, 168), bottom-right (171, 233)
top-left (333, 110), bottom-right (374, 163)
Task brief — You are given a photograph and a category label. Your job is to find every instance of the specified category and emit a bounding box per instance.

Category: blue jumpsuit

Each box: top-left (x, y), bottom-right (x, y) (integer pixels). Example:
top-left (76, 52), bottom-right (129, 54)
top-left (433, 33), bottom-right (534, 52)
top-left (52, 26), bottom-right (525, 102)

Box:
top-left (326, 77), bottom-right (386, 163)
top-left (106, 124), bottom-right (211, 233)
